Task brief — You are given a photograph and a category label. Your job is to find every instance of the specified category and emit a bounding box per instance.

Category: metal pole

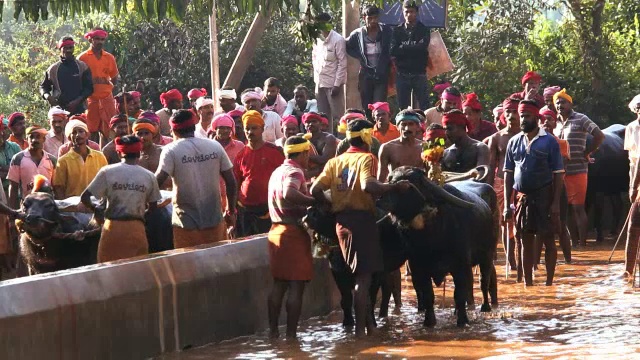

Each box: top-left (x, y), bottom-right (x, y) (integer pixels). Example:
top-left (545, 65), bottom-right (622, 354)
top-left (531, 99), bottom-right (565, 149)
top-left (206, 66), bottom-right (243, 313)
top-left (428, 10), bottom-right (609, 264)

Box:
top-left (505, 225), bottom-right (510, 279)
top-left (608, 208), bottom-right (632, 263)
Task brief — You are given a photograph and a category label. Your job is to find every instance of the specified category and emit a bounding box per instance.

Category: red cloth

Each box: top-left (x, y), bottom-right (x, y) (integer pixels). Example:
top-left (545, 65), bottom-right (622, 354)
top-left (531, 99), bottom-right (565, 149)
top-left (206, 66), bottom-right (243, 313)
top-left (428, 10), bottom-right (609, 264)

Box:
top-left (159, 89), bottom-right (183, 108)
top-left (302, 112), bottom-right (323, 124)
top-left (57, 39), bottom-right (75, 49)
top-left (368, 102), bottom-right (390, 113)
top-left (187, 88), bottom-right (207, 99)
top-left (114, 137), bottom-right (143, 154)
top-left (169, 111), bottom-right (197, 130)
top-left (8, 112), bottom-right (24, 127)
top-left (433, 82), bottom-right (451, 94)
top-left (518, 102), bottom-right (540, 118)
top-left (539, 106), bottom-right (557, 121)
top-left (462, 93), bottom-right (482, 111)
top-left (84, 29), bottom-right (108, 39)
top-left (109, 115), bottom-right (127, 128)
top-left (228, 109), bottom-right (245, 118)
top-left (234, 143), bottom-right (285, 206)
top-left (281, 115), bottom-right (298, 127)
top-left (521, 71), bottom-right (541, 85)
top-left (129, 91), bottom-right (141, 100)
top-left (425, 129), bottom-right (446, 141)
top-left (442, 111), bottom-right (468, 128)
top-left (468, 120), bottom-right (498, 142)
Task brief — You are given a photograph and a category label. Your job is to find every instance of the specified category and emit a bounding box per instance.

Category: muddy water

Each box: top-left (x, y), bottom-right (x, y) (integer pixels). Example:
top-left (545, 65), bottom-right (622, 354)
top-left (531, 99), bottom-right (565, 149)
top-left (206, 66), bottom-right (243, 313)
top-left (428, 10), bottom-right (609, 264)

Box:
top-left (161, 243), bottom-right (640, 359)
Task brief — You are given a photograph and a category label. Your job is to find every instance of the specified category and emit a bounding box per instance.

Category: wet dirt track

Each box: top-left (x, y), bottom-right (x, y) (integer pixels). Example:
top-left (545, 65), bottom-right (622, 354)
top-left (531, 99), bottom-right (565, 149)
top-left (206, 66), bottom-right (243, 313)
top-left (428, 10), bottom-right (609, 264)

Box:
top-left (160, 242), bottom-right (640, 359)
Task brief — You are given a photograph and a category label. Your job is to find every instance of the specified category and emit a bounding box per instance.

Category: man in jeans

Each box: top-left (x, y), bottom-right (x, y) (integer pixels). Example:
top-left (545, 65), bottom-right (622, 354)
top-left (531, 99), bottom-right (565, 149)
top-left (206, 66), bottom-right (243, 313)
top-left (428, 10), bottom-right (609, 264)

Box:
top-left (346, 5), bottom-right (393, 115)
top-left (391, 0), bottom-right (430, 111)
top-left (312, 13), bottom-right (347, 132)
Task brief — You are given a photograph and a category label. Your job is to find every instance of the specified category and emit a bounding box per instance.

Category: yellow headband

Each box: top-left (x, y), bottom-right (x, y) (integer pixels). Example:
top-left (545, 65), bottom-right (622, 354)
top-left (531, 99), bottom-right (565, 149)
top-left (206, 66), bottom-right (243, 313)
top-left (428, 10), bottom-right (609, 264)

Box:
top-left (553, 88), bottom-right (573, 104)
top-left (284, 140), bottom-right (311, 155)
top-left (346, 128), bottom-right (373, 145)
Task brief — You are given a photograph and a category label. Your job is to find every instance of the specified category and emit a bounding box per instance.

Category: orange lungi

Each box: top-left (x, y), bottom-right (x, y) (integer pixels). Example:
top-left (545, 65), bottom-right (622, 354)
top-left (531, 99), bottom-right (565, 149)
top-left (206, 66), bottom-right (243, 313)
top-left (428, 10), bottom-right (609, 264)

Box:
top-left (86, 94), bottom-right (117, 136)
top-left (267, 223), bottom-right (313, 281)
top-left (98, 219), bottom-right (148, 262)
top-left (172, 222), bottom-right (225, 249)
top-left (565, 173), bottom-right (588, 205)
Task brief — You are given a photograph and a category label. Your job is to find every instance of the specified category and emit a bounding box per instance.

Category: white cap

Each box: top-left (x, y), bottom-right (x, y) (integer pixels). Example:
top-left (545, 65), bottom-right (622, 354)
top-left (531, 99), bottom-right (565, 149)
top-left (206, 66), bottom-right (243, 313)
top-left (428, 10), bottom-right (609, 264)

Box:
top-left (218, 89), bottom-right (237, 100)
top-left (195, 97), bottom-right (214, 110)
top-left (48, 106), bottom-right (70, 120)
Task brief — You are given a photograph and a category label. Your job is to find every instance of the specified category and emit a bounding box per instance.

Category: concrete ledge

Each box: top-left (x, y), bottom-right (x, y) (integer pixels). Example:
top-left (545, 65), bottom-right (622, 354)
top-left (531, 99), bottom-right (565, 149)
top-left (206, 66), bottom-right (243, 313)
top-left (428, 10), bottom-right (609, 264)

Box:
top-left (0, 236), bottom-right (340, 359)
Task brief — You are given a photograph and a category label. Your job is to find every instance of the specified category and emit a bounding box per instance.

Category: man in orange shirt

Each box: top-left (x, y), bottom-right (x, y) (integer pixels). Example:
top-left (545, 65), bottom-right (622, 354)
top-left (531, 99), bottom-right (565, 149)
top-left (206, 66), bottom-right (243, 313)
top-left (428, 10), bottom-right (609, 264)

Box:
top-left (7, 112), bottom-right (28, 150)
top-left (370, 102), bottom-right (399, 144)
top-left (78, 28), bottom-right (119, 143)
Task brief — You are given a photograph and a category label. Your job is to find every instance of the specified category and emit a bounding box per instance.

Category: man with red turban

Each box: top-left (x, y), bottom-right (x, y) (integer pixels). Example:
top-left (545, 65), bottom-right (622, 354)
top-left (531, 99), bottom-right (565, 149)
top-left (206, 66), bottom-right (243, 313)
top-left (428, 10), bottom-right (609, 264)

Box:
top-left (425, 86), bottom-right (462, 126)
top-left (503, 99), bottom-right (565, 286)
top-left (486, 96), bottom-right (523, 270)
top-left (156, 89), bottom-right (183, 137)
top-left (40, 36), bottom-right (93, 115)
top-left (187, 88), bottom-right (207, 109)
top-left (441, 109), bottom-right (489, 174)
top-left (102, 114), bottom-right (131, 164)
top-left (462, 93), bottom-right (497, 142)
top-left (138, 111), bottom-right (172, 146)
top-left (303, 112), bottom-right (337, 179)
top-left (156, 110), bottom-right (237, 248)
top-left (519, 71), bottom-right (545, 108)
top-left (79, 28), bottom-right (119, 144)
top-left (370, 102), bottom-right (400, 144)
top-left (81, 135), bottom-right (161, 263)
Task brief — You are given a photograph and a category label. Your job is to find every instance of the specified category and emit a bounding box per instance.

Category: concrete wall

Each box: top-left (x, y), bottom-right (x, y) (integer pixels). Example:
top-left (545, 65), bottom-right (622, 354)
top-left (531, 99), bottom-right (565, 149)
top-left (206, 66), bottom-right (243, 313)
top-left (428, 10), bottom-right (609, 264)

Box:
top-left (0, 236), bottom-right (340, 360)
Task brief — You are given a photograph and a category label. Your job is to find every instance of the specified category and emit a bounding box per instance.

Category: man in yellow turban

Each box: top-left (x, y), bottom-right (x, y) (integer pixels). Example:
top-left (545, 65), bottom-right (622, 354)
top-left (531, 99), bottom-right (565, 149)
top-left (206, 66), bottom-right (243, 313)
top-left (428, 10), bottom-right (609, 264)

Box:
top-left (310, 119), bottom-right (409, 337)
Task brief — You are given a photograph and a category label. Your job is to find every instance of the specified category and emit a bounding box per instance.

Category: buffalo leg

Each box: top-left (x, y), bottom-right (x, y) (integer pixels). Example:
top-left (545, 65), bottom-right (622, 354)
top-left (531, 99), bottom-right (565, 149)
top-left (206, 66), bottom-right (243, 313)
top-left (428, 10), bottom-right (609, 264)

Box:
top-left (413, 266), bottom-right (436, 328)
top-left (409, 259), bottom-right (427, 312)
top-left (390, 269), bottom-right (402, 310)
top-left (452, 268), bottom-right (470, 327)
top-left (490, 263), bottom-right (498, 305)
top-left (479, 260), bottom-right (494, 312)
top-left (466, 266), bottom-right (475, 309)
top-left (378, 272), bottom-right (391, 318)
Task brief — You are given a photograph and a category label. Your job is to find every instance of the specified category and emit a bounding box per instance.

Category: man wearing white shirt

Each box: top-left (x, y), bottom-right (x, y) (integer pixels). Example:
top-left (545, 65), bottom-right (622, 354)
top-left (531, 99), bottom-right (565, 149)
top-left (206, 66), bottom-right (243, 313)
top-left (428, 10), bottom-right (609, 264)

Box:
top-left (283, 85), bottom-right (319, 129)
top-left (241, 88), bottom-right (283, 143)
top-left (194, 97), bottom-right (215, 139)
top-left (215, 87), bottom-right (244, 116)
top-left (312, 13), bottom-right (347, 133)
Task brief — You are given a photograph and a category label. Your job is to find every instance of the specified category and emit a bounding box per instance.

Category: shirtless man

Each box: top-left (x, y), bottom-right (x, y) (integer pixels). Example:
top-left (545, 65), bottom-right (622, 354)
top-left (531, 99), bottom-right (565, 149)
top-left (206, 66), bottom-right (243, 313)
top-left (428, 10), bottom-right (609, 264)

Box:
top-left (378, 109), bottom-right (423, 182)
top-left (486, 96), bottom-right (521, 271)
top-left (303, 112), bottom-right (337, 178)
top-left (441, 110), bottom-right (489, 175)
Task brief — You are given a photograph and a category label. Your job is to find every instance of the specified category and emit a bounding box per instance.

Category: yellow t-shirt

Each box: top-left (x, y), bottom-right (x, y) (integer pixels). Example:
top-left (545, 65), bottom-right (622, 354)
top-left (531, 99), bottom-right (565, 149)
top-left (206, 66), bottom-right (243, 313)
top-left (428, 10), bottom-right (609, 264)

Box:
top-left (316, 149), bottom-right (377, 214)
top-left (53, 148), bottom-right (108, 197)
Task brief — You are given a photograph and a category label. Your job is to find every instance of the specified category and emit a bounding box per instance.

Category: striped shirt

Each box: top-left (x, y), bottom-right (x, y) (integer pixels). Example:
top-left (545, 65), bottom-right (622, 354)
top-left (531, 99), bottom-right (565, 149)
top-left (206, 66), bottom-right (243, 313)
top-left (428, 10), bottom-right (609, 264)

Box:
top-left (625, 120), bottom-right (640, 160)
top-left (554, 111), bottom-right (599, 175)
top-left (268, 159), bottom-right (308, 224)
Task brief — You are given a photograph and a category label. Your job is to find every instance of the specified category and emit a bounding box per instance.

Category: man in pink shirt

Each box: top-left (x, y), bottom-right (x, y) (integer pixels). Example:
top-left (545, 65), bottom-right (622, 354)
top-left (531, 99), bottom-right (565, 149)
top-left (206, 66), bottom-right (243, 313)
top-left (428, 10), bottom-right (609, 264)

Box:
top-left (43, 106), bottom-right (69, 156)
top-left (7, 126), bottom-right (57, 209)
top-left (208, 113), bottom-right (245, 215)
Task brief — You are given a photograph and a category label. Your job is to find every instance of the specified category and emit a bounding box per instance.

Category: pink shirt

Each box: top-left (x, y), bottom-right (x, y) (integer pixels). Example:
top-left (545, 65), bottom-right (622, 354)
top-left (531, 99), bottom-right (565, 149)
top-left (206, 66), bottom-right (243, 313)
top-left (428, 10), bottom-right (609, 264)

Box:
top-left (43, 130), bottom-right (66, 157)
top-left (7, 150), bottom-right (56, 195)
top-left (218, 139), bottom-right (245, 210)
top-left (262, 94), bottom-right (288, 117)
top-left (58, 140), bottom-right (101, 157)
top-left (268, 159), bottom-right (307, 223)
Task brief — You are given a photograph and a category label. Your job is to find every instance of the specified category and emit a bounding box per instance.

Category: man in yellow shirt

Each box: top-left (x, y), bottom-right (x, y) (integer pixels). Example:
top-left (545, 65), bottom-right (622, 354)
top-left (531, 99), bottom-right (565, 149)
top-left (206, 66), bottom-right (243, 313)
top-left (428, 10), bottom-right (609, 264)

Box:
top-left (310, 119), bottom-right (408, 337)
top-left (53, 119), bottom-right (108, 199)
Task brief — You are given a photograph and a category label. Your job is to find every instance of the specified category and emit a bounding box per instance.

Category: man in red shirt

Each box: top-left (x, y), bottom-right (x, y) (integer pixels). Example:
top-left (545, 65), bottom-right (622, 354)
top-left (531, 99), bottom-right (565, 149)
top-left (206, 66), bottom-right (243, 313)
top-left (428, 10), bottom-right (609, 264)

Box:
top-left (463, 93), bottom-right (497, 142)
top-left (234, 110), bottom-right (285, 237)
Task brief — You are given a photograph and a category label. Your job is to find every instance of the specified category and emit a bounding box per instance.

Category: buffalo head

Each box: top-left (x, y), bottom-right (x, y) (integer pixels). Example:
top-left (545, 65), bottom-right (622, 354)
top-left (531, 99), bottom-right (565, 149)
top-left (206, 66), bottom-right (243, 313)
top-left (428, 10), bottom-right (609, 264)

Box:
top-left (17, 192), bottom-right (61, 239)
top-left (379, 166), bottom-right (474, 229)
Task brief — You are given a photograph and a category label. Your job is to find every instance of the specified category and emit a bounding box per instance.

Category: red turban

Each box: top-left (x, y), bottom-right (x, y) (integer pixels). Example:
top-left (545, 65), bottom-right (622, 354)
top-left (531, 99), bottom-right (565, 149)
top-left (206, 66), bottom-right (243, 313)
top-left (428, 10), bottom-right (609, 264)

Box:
top-left (228, 109), bottom-right (245, 118)
top-left (441, 91), bottom-right (462, 109)
top-left (160, 89), bottom-right (183, 108)
top-left (84, 29), bottom-right (108, 39)
top-left (57, 39), bottom-right (75, 49)
top-left (368, 102), bottom-right (390, 114)
top-left (424, 128), bottom-right (446, 141)
top-left (129, 91), bottom-right (141, 101)
top-left (502, 96), bottom-right (521, 111)
top-left (188, 88), bottom-right (208, 99)
top-left (114, 137), bottom-right (143, 154)
top-left (8, 112), bottom-right (25, 127)
top-left (281, 115), bottom-right (299, 127)
top-left (170, 111), bottom-right (197, 130)
top-left (539, 106), bottom-right (556, 121)
top-left (442, 111), bottom-right (469, 128)
top-left (138, 111), bottom-right (160, 125)
top-left (521, 71), bottom-right (542, 86)
top-left (433, 82), bottom-right (451, 94)
top-left (462, 93), bottom-right (482, 111)
top-left (518, 102), bottom-right (540, 118)
top-left (109, 115), bottom-right (128, 129)
top-left (302, 112), bottom-right (324, 124)
top-left (69, 114), bottom-right (87, 123)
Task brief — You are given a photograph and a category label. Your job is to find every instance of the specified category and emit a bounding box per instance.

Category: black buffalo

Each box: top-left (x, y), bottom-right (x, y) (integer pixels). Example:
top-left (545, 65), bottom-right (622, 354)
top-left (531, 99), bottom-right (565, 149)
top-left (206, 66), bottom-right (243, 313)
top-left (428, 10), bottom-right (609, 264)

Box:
top-left (379, 166), bottom-right (498, 327)
top-left (17, 192), bottom-right (101, 275)
top-left (586, 124), bottom-right (629, 242)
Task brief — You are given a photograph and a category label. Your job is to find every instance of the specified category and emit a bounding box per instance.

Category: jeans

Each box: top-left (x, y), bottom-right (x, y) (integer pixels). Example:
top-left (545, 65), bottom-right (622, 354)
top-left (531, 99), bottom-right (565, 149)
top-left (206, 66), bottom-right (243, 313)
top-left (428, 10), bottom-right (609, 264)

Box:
top-left (359, 71), bottom-right (388, 117)
top-left (395, 73), bottom-right (429, 111)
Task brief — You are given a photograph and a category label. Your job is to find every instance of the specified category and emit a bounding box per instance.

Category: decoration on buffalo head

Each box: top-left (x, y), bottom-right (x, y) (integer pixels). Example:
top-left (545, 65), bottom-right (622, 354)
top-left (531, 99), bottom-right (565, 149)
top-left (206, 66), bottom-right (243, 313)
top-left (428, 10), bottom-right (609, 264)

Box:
top-left (421, 137), bottom-right (446, 186)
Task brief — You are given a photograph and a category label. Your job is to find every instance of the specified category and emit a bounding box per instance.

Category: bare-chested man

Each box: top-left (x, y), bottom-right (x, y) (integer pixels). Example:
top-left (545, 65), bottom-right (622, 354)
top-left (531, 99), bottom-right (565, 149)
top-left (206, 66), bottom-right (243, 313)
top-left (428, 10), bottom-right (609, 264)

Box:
top-left (303, 112), bottom-right (337, 178)
top-left (487, 97), bottom-right (521, 270)
top-left (378, 109), bottom-right (423, 181)
top-left (441, 110), bottom-right (489, 175)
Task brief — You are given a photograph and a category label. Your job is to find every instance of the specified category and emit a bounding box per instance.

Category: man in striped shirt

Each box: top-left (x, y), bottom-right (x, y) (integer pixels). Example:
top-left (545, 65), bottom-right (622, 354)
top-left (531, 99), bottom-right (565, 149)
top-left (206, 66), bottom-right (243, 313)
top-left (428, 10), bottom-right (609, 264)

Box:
top-left (553, 89), bottom-right (604, 247)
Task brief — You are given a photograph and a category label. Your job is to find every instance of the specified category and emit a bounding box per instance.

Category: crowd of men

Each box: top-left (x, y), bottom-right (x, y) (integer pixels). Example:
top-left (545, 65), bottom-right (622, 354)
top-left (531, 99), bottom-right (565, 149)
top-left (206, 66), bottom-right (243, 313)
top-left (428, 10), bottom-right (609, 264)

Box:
top-left (1, 0), bottom-right (640, 340)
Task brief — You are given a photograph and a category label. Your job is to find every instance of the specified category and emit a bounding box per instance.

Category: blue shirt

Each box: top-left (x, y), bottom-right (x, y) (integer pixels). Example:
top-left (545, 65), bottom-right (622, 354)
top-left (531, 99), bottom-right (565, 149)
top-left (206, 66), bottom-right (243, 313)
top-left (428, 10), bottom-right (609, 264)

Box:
top-left (504, 128), bottom-right (565, 194)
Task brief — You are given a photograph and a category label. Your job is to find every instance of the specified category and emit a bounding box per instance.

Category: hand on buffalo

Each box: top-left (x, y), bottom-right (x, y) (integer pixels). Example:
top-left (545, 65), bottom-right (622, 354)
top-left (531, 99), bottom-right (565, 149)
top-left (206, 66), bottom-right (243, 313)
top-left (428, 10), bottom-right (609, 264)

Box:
top-left (502, 208), bottom-right (513, 224)
top-left (71, 230), bottom-right (85, 241)
top-left (584, 151), bottom-right (595, 163)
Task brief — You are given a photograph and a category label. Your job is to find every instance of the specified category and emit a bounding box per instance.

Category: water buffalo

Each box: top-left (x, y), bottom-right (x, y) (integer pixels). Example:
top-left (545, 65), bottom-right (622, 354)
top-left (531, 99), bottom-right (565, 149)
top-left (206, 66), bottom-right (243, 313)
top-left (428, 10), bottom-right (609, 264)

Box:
top-left (586, 124), bottom-right (629, 242)
top-left (379, 166), bottom-right (498, 327)
top-left (17, 192), bottom-right (102, 275)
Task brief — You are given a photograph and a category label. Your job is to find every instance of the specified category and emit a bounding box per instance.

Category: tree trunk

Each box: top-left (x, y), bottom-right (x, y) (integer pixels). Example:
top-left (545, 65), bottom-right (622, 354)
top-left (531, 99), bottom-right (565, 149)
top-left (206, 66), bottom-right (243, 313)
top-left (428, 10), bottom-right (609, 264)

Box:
top-left (342, 0), bottom-right (361, 109)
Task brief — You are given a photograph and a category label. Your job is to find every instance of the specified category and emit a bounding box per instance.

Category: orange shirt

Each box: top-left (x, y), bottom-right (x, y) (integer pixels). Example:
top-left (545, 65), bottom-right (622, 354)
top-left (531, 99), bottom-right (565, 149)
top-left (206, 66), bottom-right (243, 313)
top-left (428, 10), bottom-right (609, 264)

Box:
top-left (78, 49), bottom-right (118, 99)
top-left (8, 135), bottom-right (28, 150)
top-left (373, 123), bottom-right (400, 144)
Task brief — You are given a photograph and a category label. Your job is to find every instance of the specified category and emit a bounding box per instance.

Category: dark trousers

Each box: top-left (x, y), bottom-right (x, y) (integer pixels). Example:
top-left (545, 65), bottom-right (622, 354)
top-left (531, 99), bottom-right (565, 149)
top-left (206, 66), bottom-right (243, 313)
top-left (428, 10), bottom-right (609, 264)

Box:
top-left (238, 204), bottom-right (272, 237)
top-left (359, 72), bottom-right (388, 118)
top-left (395, 72), bottom-right (429, 111)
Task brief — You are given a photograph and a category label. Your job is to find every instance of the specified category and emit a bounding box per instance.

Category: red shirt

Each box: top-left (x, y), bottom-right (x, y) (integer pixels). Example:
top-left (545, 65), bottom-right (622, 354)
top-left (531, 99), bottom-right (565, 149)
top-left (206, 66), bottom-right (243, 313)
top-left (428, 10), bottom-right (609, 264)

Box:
top-left (233, 142), bottom-right (285, 206)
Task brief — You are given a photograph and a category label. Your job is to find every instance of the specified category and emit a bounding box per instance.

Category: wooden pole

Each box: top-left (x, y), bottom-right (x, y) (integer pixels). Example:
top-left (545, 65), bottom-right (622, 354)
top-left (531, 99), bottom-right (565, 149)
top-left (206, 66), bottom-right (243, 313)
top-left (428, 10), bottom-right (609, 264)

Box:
top-left (342, 0), bottom-right (361, 109)
top-left (209, 0), bottom-right (221, 111)
top-left (222, 12), bottom-right (271, 90)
